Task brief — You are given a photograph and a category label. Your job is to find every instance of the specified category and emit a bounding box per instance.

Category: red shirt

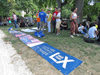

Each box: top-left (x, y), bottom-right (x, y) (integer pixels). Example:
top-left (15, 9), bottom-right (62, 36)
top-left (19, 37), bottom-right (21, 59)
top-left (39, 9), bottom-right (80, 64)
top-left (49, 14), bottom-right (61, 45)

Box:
top-left (52, 11), bottom-right (58, 20)
top-left (8, 17), bottom-right (11, 20)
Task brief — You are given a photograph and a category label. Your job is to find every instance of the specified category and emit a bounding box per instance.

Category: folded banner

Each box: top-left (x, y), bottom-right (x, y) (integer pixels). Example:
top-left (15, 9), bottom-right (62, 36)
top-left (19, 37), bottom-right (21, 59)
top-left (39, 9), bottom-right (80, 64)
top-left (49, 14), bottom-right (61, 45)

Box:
top-left (21, 29), bottom-right (36, 32)
top-left (9, 30), bottom-right (83, 75)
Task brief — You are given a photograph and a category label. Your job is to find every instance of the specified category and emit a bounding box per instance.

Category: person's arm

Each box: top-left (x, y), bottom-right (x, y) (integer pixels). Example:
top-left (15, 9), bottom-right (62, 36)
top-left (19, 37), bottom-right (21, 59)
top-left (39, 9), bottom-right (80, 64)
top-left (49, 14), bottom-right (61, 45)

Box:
top-left (54, 12), bottom-right (58, 18)
top-left (64, 23), bottom-right (68, 27)
top-left (39, 12), bottom-right (40, 18)
top-left (61, 23), bottom-right (63, 26)
top-left (95, 30), bottom-right (98, 35)
top-left (70, 13), bottom-right (73, 20)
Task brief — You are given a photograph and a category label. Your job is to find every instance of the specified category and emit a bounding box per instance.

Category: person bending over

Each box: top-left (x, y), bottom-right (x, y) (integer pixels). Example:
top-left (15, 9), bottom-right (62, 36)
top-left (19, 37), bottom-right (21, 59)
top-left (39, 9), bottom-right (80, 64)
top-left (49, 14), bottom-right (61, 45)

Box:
top-left (19, 20), bottom-right (26, 27)
top-left (88, 23), bottom-right (98, 39)
top-left (60, 21), bottom-right (68, 30)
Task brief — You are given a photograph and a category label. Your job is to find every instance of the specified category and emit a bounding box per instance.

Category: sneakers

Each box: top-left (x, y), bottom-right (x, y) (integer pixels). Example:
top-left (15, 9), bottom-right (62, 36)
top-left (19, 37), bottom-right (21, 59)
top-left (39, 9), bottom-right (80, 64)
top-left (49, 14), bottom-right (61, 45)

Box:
top-left (76, 34), bottom-right (79, 36)
top-left (70, 35), bottom-right (74, 38)
top-left (56, 33), bottom-right (60, 35)
top-left (73, 33), bottom-right (75, 35)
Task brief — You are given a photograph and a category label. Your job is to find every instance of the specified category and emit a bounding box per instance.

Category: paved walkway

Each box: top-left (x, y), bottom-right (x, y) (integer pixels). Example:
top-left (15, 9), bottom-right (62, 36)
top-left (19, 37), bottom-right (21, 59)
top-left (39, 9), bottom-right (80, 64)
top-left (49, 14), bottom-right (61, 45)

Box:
top-left (0, 30), bottom-right (33, 75)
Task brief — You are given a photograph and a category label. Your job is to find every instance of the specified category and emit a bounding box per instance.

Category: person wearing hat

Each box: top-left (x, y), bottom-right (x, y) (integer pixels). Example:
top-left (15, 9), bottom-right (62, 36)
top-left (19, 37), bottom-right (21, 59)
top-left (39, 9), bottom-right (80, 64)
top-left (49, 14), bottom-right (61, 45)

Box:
top-left (56, 8), bottom-right (61, 35)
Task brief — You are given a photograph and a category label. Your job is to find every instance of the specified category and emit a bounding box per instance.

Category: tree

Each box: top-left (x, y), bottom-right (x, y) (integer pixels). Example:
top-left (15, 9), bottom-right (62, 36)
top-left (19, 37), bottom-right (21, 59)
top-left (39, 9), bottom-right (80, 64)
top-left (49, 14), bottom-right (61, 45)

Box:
top-left (56, 0), bottom-right (73, 8)
top-left (14, 0), bottom-right (39, 17)
top-left (76, 0), bottom-right (84, 24)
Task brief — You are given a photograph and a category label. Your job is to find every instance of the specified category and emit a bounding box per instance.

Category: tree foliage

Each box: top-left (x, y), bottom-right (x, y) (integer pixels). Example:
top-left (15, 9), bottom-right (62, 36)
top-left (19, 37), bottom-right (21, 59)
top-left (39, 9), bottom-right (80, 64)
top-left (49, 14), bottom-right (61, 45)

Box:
top-left (0, 0), bottom-right (14, 16)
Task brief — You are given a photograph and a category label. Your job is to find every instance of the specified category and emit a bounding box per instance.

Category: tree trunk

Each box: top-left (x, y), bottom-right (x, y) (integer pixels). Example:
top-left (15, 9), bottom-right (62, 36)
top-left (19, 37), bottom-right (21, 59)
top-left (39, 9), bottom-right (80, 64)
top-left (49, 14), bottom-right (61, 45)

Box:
top-left (56, 0), bottom-right (61, 8)
top-left (56, 0), bottom-right (73, 18)
top-left (76, 0), bottom-right (84, 24)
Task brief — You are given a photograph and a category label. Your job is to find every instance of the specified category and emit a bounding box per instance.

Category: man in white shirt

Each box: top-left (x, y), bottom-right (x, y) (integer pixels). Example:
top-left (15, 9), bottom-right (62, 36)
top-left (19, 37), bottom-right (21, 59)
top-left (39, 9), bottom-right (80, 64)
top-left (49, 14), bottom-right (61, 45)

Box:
top-left (88, 23), bottom-right (98, 38)
top-left (78, 23), bottom-right (85, 34)
top-left (56, 8), bottom-right (61, 35)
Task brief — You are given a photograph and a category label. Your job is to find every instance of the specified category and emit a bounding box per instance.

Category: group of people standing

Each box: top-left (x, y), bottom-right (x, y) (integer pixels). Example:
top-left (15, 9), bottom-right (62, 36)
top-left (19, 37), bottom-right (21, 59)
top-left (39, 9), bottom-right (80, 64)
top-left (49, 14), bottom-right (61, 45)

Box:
top-left (12, 7), bottom-right (100, 41)
top-left (36, 8), bottom-right (61, 35)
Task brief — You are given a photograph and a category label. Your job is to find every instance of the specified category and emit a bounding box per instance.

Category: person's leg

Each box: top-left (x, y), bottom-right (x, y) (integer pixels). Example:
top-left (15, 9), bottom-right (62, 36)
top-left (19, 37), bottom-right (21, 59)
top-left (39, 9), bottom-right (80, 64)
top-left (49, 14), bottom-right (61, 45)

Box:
top-left (58, 20), bottom-right (61, 34)
top-left (56, 21), bottom-right (61, 35)
top-left (49, 21), bottom-right (51, 32)
top-left (37, 22), bottom-right (39, 30)
top-left (52, 20), bottom-right (55, 32)
top-left (38, 22), bottom-right (40, 30)
top-left (70, 22), bottom-right (75, 37)
top-left (48, 21), bottom-right (51, 32)
top-left (14, 20), bottom-right (17, 29)
top-left (54, 20), bottom-right (56, 33)
top-left (70, 22), bottom-right (75, 35)
top-left (42, 22), bottom-right (45, 33)
top-left (39, 21), bottom-right (42, 31)
top-left (75, 23), bottom-right (78, 34)
top-left (84, 26), bottom-right (87, 33)
top-left (47, 21), bottom-right (49, 32)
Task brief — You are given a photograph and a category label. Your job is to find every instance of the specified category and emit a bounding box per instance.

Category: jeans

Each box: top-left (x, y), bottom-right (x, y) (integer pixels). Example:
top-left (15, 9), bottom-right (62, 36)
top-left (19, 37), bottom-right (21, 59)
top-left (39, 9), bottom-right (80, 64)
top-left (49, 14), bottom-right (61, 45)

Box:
top-left (47, 21), bottom-right (51, 32)
top-left (52, 20), bottom-right (56, 32)
top-left (40, 21), bottom-right (45, 33)
top-left (37, 22), bottom-right (40, 28)
top-left (84, 27), bottom-right (87, 33)
top-left (14, 20), bottom-right (18, 29)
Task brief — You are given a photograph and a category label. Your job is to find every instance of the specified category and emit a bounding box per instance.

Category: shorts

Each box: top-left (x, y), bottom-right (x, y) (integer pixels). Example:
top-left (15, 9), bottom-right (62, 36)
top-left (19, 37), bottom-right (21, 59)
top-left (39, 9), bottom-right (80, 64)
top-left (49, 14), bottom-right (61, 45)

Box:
top-left (56, 20), bottom-right (61, 29)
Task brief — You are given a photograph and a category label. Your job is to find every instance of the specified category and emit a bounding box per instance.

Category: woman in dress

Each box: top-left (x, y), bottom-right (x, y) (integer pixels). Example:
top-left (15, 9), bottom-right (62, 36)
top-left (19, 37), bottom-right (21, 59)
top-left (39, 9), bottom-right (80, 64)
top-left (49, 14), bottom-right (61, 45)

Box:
top-left (70, 8), bottom-right (79, 38)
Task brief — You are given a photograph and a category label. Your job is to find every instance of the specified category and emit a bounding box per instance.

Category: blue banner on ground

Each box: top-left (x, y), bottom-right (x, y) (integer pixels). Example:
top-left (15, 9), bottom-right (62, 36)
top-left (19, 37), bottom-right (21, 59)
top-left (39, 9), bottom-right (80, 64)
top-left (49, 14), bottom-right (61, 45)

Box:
top-left (31, 43), bottom-right (83, 75)
top-left (9, 30), bottom-right (83, 75)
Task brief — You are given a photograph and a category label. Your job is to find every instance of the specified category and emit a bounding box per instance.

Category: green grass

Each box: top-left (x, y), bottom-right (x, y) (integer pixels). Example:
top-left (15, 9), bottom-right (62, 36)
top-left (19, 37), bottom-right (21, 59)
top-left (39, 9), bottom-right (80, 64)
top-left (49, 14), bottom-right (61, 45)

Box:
top-left (0, 25), bottom-right (100, 75)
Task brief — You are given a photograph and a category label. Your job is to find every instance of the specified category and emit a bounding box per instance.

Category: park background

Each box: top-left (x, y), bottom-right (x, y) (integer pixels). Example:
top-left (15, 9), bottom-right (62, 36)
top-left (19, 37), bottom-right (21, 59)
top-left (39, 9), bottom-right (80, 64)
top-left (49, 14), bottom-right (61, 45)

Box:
top-left (0, 0), bottom-right (100, 75)
top-left (0, 0), bottom-right (100, 23)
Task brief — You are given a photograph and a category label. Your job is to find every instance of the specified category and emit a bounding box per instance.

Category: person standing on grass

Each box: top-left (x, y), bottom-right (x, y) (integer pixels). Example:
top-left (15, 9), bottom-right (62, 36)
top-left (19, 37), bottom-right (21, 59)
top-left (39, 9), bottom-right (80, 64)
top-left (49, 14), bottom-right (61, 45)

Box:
top-left (17, 15), bottom-right (20, 27)
top-left (36, 11), bottom-right (40, 31)
top-left (13, 12), bottom-right (18, 29)
top-left (47, 10), bottom-right (52, 33)
top-left (52, 7), bottom-right (58, 33)
top-left (39, 9), bottom-right (47, 33)
top-left (70, 8), bottom-right (79, 38)
top-left (56, 8), bottom-right (61, 35)
top-left (45, 11), bottom-right (48, 28)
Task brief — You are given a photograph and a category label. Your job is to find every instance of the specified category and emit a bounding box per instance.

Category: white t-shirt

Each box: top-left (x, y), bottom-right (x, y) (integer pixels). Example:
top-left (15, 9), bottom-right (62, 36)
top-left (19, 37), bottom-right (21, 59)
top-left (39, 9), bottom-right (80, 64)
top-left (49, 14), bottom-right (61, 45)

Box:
top-left (13, 14), bottom-right (17, 20)
top-left (45, 14), bottom-right (48, 23)
top-left (78, 26), bottom-right (84, 33)
top-left (88, 26), bottom-right (97, 38)
top-left (72, 12), bottom-right (77, 19)
top-left (56, 12), bottom-right (61, 22)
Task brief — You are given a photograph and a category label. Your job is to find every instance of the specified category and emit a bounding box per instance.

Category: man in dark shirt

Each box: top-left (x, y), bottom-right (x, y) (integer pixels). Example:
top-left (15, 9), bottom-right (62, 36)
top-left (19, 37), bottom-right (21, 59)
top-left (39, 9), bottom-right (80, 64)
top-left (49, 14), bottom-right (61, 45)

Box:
top-left (52, 7), bottom-right (58, 33)
top-left (60, 21), bottom-right (68, 30)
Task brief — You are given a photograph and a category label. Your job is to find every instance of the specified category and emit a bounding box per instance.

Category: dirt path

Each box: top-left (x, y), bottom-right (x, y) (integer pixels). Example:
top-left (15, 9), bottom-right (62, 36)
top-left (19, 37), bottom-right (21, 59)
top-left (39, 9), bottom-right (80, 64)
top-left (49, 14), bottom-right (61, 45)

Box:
top-left (0, 30), bottom-right (33, 75)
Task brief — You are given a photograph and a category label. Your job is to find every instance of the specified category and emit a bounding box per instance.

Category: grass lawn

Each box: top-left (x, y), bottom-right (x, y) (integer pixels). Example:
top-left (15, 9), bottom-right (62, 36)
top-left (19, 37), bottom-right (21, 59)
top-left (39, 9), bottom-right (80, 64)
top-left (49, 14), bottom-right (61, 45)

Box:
top-left (0, 25), bottom-right (100, 75)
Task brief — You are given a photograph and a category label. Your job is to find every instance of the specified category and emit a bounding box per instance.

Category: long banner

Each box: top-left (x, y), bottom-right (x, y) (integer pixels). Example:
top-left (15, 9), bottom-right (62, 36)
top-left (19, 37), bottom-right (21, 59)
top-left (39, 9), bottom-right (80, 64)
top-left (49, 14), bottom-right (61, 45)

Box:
top-left (9, 30), bottom-right (83, 75)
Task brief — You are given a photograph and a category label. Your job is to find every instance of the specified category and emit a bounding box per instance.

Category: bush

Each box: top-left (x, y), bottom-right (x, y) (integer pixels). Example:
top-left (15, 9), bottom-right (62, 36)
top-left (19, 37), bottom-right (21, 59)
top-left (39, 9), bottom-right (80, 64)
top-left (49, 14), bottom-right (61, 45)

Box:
top-left (24, 14), bottom-right (32, 17)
